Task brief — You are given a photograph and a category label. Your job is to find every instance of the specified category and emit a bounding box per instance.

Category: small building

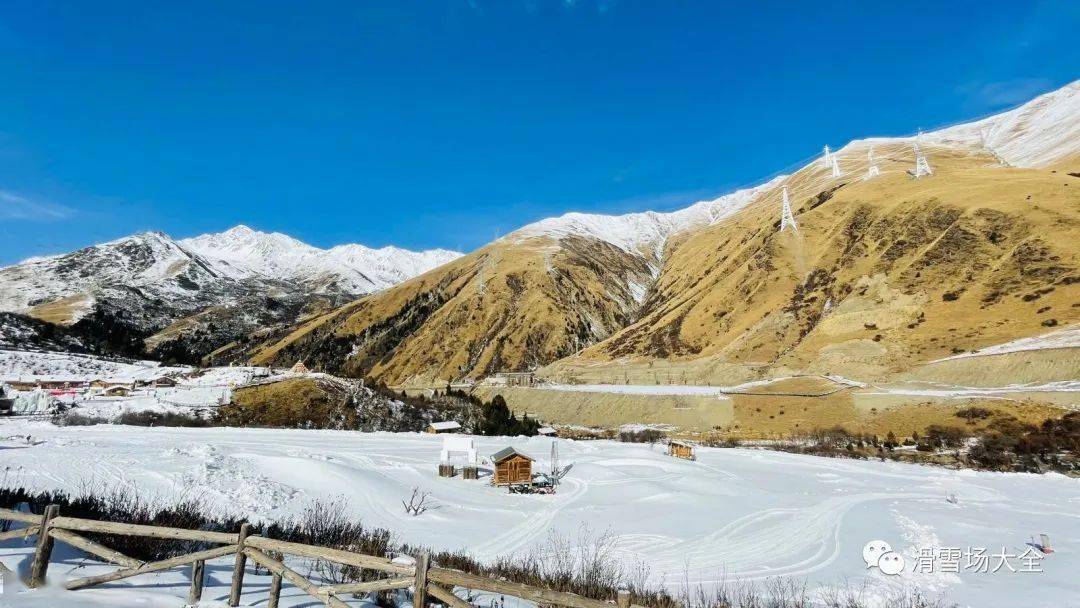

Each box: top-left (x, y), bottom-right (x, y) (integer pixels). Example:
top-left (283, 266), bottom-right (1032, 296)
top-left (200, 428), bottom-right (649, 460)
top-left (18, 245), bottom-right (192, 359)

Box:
top-left (136, 377), bottom-right (178, 388)
top-left (426, 421), bottom-right (462, 434)
top-left (290, 360), bottom-right (311, 374)
top-left (102, 385), bottom-right (132, 397)
top-left (668, 440), bottom-right (695, 461)
top-left (490, 447), bottom-right (535, 486)
top-left (537, 426), bottom-right (558, 437)
top-left (11, 379), bottom-right (87, 391)
top-left (487, 372), bottom-right (537, 387)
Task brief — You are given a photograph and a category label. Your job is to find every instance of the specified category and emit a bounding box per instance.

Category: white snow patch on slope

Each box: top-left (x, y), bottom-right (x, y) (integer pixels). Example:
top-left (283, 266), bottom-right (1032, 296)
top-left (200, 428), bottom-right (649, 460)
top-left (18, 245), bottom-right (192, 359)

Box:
top-left (931, 325), bottom-right (1080, 362)
top-left (0, 349), bottom-right (189, 383)
top-left (835, 80), bottom-right (1080, 168)
top-left (509, 177), bottom-right (786, 255)
top-left (927, 80), bottom-right (1080, 167)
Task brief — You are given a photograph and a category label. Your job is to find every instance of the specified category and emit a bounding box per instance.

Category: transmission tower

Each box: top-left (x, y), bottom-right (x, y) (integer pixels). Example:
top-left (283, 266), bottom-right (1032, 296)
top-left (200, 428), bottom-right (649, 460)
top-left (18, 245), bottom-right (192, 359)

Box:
top-left (913, 142), bottom-right (933, 178)
top-left (830, 154), bottom-right (842, 178)
top-left (822, 145), bottom-right (832, 168)
top-left (779, 185), bottom-right (798, 233)
top-left (864, 146), bottom-right (880, 180)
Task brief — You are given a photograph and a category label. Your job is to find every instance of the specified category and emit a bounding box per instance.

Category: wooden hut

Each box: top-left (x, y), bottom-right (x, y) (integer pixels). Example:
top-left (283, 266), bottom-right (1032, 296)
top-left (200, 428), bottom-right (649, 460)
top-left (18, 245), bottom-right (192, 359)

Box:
top-left (537, 426), bottom-right (557, 437)
top-left (426, 421), bottom-right (462, 434)
top-left (668, 440), bottom-right (695, 461)
top-left (290, 360), bottom-right (311, 374)
top-left (490, 447), bottom-right (535, 486)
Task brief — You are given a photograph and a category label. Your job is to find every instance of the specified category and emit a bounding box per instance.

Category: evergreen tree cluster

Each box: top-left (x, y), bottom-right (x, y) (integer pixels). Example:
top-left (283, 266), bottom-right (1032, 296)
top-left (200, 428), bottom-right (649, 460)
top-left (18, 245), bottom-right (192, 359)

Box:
top-left (477, 395), bottom-right (540, 437)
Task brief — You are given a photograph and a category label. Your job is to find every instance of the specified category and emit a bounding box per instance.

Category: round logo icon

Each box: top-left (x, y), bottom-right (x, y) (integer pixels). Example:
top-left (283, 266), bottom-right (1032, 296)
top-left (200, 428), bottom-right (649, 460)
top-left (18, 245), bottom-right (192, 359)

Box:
top-left (878, 551), bottom-right (906, 575)
top-left (862, 540), bottom-right (892, 569)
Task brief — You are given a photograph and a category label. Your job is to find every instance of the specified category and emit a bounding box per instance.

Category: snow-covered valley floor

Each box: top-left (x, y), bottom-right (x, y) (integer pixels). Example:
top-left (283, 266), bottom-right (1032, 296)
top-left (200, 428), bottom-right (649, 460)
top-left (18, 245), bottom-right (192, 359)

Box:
top-left (1, 422), bottom-right (1078, 607)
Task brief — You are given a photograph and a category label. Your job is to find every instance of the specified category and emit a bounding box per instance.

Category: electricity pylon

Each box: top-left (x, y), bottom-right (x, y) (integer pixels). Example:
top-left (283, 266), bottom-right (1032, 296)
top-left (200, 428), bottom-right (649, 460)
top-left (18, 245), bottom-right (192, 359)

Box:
top-left (913, 142), bottom-right (933, 178)
top-left (822, 145), bottom-right (832, 168)
top-left (779, 185), bottom-right (798, 232)
top-left (864, 146), bottom-right (880, 180)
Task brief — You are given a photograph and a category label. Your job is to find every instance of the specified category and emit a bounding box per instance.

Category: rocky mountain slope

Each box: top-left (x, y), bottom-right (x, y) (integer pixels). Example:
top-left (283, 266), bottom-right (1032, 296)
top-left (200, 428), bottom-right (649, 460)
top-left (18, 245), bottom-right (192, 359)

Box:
top-left (0, 227), bottom-right (460, 362)
top-left (245, 80), bottom-right (1080, 387)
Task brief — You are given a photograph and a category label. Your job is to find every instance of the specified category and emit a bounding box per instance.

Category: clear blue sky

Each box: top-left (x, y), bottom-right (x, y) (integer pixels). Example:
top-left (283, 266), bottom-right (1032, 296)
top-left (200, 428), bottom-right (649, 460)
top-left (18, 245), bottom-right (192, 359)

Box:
top-left (1, 1), bottom-right (1077, 264)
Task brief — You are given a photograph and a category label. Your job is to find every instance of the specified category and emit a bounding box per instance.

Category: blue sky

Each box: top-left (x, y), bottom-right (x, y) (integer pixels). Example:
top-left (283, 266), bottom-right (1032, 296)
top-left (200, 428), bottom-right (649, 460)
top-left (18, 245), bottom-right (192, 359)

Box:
top-left (1, 1), bottom-right (1077, 264)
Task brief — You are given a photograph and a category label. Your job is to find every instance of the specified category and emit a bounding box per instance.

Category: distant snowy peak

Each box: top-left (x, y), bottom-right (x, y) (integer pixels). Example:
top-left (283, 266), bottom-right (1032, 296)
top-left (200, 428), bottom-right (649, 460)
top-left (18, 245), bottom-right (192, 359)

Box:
top-left (0, 226), bottom-right (462, 320)
top-left (510, 177), bottom-right (785, 256)
top-left (179, 225), bottom-right (462, 292)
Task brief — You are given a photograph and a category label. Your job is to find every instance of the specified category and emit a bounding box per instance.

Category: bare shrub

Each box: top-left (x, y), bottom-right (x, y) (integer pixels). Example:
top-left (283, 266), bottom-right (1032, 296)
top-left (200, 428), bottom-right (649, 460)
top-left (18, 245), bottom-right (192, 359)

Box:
top-left (402, 487), bottom-right (436, 516)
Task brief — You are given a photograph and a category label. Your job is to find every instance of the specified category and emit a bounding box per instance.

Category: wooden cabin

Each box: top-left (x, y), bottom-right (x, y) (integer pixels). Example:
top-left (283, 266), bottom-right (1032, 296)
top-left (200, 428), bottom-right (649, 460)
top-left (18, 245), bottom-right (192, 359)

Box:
top-left (426, 421), bottom-right (462, 434)
top-left (9, 380), bottom-right (86, 391)
top-left (537, 426), bottom-right (558, 437)
top-left (102, 385), bottom-right (132, 397)
top-left (668, 440), bottom-right (695, 461)
top-left (135, 377), bottom-right (178, 388)
top-left (490, 447), bottom-right (534, 486)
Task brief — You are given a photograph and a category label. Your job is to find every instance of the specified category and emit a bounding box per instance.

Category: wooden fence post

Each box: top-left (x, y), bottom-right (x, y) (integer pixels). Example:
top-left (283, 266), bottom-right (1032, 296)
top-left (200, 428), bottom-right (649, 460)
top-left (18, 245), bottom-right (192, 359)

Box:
top-left (413, 552), bottom-right (431, 608)
top-left (28, 504), bottom-right (59, 588)
top-left (267, 551), bottom-right (283, 608)
top-left (188, 559), bottom-right (205, 604)
top-left (228, 522), bottom-right (252, 607)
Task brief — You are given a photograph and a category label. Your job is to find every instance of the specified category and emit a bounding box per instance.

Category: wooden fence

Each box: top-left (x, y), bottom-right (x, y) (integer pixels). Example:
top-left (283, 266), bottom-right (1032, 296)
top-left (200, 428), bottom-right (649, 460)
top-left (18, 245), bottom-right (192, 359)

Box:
top-left (0, 506), bottom-right (637, 608)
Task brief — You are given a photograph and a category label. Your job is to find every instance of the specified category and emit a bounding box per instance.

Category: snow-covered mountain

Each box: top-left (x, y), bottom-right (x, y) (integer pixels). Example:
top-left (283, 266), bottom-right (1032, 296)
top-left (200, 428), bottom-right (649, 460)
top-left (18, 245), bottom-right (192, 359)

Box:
top-left (0, 228), bottom-right (461, 362)
top-left (1, 227), bottom-right (460, 316)
top-left (927, 79), bottom-right (1080, 167)
top-left (510, 80), bottom-right (1080, 258)
top-left (180, 225), bottom-right (460, 294)
top-left (509, 177), bottom-right (785, 258)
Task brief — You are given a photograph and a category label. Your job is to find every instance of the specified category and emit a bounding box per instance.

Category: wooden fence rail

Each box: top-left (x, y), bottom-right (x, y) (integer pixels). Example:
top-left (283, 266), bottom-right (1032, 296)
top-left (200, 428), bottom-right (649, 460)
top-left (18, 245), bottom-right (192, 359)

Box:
top-left (0, 505), bottom-right (639, 608)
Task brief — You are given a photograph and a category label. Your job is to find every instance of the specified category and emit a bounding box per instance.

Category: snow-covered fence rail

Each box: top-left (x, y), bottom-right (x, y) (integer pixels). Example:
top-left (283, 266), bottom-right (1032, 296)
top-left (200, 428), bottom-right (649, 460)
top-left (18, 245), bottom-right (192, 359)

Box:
top-left (0, 505), bottom-right (639, 608)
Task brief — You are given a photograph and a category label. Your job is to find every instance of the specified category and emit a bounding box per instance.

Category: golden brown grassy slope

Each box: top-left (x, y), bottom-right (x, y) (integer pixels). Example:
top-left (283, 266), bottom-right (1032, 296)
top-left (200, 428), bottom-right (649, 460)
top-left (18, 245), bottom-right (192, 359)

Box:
top-left (245, 144), bottom-right (1078, 391)
top-left (548, 144), bottom-right (1080, 385)
top-left (247, 236), bottom-right (653, 385)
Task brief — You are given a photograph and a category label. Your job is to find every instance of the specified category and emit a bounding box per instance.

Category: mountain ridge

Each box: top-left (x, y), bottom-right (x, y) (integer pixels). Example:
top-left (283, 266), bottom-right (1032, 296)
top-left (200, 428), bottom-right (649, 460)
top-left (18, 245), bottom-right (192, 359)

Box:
top-left (242, 79), bottom-right (1080, 386)
top-left (0, 227), bottom-right (462, 363)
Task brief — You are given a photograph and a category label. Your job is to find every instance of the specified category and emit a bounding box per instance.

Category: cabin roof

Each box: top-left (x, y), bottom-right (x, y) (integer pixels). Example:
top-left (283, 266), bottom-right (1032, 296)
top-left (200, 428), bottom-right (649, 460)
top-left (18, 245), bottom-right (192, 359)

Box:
top-left (669, 440), bottom-right (694, 448)
top-left (490, 447), bottom-right (535, 463)
top-left (537, 427), bottom-right (557, 435)
top-left (428, 421), bottom-right (462, 431)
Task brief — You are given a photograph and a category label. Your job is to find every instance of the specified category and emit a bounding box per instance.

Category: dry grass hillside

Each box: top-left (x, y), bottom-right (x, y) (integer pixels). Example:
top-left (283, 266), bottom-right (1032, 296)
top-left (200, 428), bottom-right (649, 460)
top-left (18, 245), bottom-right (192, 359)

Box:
top-left (247, 236), bottom-right (653, 385)
top-left (243, 143), bottom-right (1079, 391)
top-left (548, 145), bottom-right (1080, 385)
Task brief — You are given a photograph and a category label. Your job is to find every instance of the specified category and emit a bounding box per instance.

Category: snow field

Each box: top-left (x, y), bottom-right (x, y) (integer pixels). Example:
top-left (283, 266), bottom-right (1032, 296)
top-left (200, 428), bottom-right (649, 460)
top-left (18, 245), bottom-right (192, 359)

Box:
top-left (2, 422), bottom-right (1078, 607)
